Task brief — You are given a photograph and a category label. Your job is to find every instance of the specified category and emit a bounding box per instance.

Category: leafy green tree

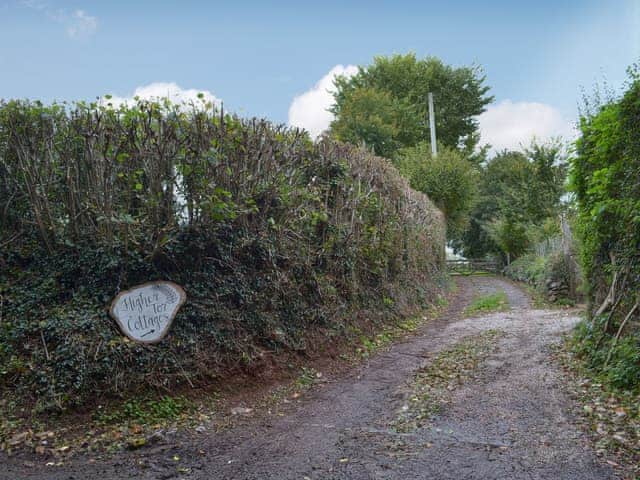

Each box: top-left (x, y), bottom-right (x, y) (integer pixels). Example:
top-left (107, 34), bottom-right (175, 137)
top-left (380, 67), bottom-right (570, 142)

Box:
top-left (394, 143), bottom-right (479, 238)
top-left (458, 142), bottom-right (567, 260)
top-left (327, 87), bottom-right (403, 158)
top-left (486, 218), bottom-right (530, 264)
top-left (330, 53), bottom-right (493, 157)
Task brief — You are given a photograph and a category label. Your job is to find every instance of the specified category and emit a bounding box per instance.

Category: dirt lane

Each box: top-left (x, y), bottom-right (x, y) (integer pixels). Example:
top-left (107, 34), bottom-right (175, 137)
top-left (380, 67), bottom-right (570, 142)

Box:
top-left (3, 277), bottom-right (617, 480)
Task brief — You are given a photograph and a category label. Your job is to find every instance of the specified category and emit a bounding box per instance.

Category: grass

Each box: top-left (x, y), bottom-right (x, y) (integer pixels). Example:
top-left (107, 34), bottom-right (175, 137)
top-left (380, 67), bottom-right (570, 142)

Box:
top-left (463, 290), bottom-right (509, 316)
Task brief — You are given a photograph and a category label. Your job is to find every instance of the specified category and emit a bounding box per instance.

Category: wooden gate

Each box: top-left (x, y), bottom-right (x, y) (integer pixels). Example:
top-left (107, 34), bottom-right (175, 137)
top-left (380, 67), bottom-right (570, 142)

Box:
top-left (446, 259), bottom-right (501, 275)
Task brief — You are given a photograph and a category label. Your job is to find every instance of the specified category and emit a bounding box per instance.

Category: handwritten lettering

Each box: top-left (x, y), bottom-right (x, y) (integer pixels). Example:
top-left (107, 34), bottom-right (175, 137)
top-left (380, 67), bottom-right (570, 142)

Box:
top-left (109, 282), bottom-right (186, 343)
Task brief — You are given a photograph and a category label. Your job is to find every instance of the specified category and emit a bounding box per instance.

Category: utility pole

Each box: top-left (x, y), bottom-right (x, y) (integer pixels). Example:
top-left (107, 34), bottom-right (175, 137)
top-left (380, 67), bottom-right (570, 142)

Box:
top-left (428, 92), bottom-right (437, 157)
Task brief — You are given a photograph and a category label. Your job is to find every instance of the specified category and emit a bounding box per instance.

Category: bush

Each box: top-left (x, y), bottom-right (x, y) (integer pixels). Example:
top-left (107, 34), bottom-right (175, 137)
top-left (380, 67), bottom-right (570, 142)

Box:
top-left (573, 320), bottom-right (640, 391)
top-left (504, 250), bottom-right (577, 303)
top-left (394, 144), bottom-right (479, 238)
top-left (504, 253), bottom-right (547, 286)
top-left (0, 99), bottom-right (445, 410)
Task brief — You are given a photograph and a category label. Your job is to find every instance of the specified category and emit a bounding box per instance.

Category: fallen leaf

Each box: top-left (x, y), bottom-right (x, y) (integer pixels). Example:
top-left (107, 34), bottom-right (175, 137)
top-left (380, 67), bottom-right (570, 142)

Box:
top-left (130, 424), bottom-right (143, 434)
top-left (8, 431), bottom-right (31, 446)
top-left (126, 437), bottom-right (146, 450)
top-left (230, 407), bottom-right (253, 415)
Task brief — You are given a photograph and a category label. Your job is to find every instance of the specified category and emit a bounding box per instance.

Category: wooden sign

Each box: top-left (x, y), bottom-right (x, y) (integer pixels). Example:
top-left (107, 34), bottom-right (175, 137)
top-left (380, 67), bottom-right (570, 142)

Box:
top-left (109, 281), bottom-right (186, 344)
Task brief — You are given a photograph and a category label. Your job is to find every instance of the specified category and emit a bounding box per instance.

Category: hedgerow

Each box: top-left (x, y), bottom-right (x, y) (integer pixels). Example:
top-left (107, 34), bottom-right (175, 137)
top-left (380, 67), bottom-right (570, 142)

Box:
top-left (0, 99), bottom-right (445, 411)
top-left (570, 66), bottom-right (640, 390)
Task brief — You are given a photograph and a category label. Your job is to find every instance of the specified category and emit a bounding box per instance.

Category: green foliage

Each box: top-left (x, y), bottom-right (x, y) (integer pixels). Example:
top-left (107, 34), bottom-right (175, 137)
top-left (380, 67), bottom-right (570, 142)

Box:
top-left (569, 65), bottom-right (640, 390)
top-left (486, 218), bottom-right (530, 261)
top-left (0, 99), bottom-right (446, 410)
top-left (504, 253), bottom-right (548, 286)
top-left (95, 396), bottom-right (192, 425)
top-left (327, 87), bottom-right (403, 158)
top-left (395, 144), bottom-right (479, 238)
top-left (330, 53), bottom-right (493, 157)
top-left (573, 320), bottom-right (640, 391)
top-left (458, 142), bottom-right (567, 261)
top-left (504, 251), bottom-right (575, 304)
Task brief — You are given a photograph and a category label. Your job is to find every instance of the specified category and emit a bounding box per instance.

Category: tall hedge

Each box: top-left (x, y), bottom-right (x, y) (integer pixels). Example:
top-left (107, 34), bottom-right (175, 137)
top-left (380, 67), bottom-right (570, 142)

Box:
top-left (570, 68), bottom-right (640, 389)
top-left (0, 99), bottom-right (445, 410)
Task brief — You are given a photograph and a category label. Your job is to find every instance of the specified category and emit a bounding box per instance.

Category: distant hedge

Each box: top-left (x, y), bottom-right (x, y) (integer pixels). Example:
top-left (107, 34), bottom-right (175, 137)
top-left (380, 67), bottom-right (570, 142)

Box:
top-left (570, 68), bottom-right (640, 390)
top-left (0, 99), bottom-right (445, 410)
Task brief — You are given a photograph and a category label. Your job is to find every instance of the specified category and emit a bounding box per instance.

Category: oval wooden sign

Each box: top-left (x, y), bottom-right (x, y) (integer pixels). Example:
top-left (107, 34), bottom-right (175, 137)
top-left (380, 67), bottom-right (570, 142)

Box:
top-left (109, 281), bottom-right (186, 344)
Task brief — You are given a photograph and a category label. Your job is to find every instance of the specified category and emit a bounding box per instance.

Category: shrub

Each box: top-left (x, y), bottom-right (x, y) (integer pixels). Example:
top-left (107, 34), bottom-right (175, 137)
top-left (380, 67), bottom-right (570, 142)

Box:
top-left (394, 144), bottom-right (479, 238)
top-left (504, 250), bottom-right (578, 303)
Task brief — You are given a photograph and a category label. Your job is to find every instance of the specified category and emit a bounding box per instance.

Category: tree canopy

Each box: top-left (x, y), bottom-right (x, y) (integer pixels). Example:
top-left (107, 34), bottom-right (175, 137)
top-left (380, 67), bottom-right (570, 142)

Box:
top-left (329, 53), bottom-right (493, 157)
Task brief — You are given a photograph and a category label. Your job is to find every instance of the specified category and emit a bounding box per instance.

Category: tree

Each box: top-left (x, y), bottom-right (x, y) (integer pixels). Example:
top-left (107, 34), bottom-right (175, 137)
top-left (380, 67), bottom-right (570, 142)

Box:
top-left (330, 53), bottom-right (493, 157)
top-left (326, 87), bottom-right (403, 158)
top-left (394, 143), bottom-right (479, 238)
top-left (457, 142), bottom-right (567, 261)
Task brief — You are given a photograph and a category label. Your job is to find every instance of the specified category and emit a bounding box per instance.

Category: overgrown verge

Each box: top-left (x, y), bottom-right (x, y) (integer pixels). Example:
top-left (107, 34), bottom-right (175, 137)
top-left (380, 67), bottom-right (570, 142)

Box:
top-left (0, 99), bottom-right (445, 419)
top-left (569, 66), bottom-right (640, 390)
top-left (505, 250), bottom-right (577, 305)
top-left (555, 333), bottom-right (639, 478)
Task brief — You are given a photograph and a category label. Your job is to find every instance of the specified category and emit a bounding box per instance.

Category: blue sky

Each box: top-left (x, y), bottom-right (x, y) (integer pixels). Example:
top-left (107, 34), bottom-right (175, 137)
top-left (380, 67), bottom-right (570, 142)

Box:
top-left (1, 0), bottom-right (638, 149)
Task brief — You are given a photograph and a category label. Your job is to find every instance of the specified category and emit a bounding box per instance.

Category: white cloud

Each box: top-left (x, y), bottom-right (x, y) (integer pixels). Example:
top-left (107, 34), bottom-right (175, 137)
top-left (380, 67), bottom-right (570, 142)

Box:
top-left (288, 64), bottom-right (358, 139)
top-left (20, 1), bottom-right (98, 38)
top-left (478, 100), bottom-right (576, 152)
top-left (66, 10), bottom-right (97, 38)
top-left (100, 82), bottom-right (220, 109)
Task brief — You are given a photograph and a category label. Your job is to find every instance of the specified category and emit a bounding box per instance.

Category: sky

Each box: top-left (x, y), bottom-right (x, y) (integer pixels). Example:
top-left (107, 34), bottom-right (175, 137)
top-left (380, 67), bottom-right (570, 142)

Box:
top-left (1, 0), bottom-right (638, 151)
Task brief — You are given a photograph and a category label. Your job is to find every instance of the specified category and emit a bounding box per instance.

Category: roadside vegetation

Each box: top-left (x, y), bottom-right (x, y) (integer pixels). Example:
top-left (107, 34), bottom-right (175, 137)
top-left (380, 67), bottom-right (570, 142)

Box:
top-left (551, 64), bottom-right (640, 475)
top-left (569, 65), bottom-right (640, 392)
top-left (0, 98), bottom-right (445, 421)
top-left (328, 54), bottom-right (571, 285)
top-left (457, 143), bottom-right (567, 263)
top-left (329, 53), bottom-right (489, 239)
top-left (2, 49), bottom-right (639, 473)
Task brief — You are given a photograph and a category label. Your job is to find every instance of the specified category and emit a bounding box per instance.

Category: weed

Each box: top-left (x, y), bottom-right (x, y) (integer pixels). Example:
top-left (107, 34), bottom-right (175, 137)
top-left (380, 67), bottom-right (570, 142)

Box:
top-left (94, 396), bottom-right (193, 426)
